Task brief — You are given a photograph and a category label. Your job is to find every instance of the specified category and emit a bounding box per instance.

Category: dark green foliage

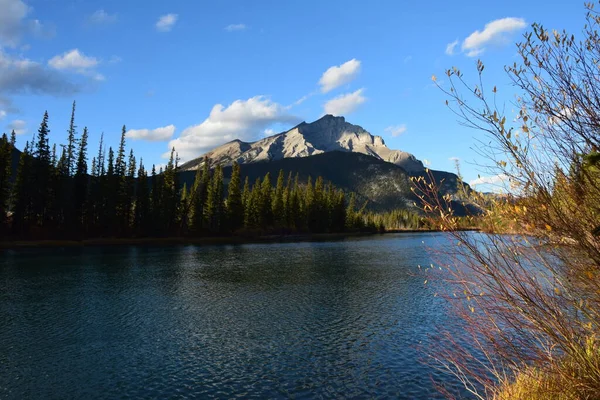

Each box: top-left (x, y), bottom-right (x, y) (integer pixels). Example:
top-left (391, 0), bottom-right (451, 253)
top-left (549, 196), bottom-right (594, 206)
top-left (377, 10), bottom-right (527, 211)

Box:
top-left (227, 162), bottom-right (244, 231)
top-left (0, 108), bottom-right (422, 241)
top-left (73, 127), bottom-right (88, 234)
top-left (134, 159), bottom-right (150, 235)
top-left (0, 133), bottom-right (14, 232)
top-left (66, 101), bottom-right (77, 176)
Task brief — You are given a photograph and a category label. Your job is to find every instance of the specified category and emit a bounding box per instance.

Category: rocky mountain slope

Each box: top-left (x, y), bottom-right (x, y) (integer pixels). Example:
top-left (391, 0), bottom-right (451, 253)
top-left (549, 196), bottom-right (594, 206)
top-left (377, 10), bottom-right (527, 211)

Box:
top-left (179, 115), bottom-right (425, 173)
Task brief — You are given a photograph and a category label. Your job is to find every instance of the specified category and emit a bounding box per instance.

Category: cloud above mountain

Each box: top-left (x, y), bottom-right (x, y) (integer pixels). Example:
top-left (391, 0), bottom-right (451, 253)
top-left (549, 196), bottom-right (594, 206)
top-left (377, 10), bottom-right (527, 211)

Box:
top-left (167, 96), bottom-right (299, 160)
top-left (385, 125), bottom-right (407, 137)
top-left (127, 125), bottom-right (175, 142)
top-left (319, 59), bottom-right (361, 93)
top-left (324, 89), bottom-right (366, 116)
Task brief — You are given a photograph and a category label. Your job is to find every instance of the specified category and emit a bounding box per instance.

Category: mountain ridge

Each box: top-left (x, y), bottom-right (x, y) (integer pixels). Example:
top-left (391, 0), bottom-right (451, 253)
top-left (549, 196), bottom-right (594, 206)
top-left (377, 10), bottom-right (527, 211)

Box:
top-left (179, 114), bottom-right (425, 172)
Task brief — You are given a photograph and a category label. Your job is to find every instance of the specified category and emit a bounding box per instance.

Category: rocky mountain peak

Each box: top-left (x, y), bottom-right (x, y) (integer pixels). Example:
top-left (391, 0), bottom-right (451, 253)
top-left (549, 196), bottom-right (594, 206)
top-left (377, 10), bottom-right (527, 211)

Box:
top-left (179, 115), bottom-right (425, 173)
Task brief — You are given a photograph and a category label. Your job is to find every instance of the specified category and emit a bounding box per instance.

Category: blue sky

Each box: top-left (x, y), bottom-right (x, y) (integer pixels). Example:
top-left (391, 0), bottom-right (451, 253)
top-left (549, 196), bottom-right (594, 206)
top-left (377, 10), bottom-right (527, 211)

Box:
top-left (0, 0), bottom-right (587, 189)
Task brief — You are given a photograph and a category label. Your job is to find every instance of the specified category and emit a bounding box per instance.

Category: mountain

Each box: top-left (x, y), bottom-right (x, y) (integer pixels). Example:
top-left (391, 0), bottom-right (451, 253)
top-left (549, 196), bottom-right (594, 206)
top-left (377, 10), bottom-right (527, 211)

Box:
top-left (178, 151), bottom-right (476, 214)
top-left (177, 114), bottom-right (478, 214)
top-left (179, 115), bottom-right (425, 173)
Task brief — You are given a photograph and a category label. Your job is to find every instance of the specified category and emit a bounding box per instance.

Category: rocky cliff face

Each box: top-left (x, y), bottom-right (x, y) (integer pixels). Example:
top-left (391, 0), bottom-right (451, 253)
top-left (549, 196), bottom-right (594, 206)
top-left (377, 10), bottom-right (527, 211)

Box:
top-left (179, 115), bottom-right (425, 172)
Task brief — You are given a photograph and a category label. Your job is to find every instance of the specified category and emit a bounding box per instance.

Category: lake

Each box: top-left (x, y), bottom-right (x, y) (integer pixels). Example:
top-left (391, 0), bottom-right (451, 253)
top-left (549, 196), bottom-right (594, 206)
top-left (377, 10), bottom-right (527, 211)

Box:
top-left (0, 233), bottom-right (472, 399)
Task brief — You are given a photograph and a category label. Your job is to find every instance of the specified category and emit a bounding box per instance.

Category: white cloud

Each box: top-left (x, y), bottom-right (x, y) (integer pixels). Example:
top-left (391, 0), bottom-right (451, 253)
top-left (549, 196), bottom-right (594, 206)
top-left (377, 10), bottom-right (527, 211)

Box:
top-left (225, 24), bottom-right (246, 32)
top-left (319, 59), bottom-right (361, 93)
top-left (469, 173), bottom-right (509, 187)
top-left (168, 96), bottom-right (299, 160)
top-left (445, 39), bottom-right (459, 55)
top-left (0, 49), bottom-right (79, 94)
top-left (48, 49), bottom-right (98, 70)
top-left (0, 0), bottom-right (29, 46)
top-left (156, 14), bottom-right (178, 32)
top-left (462, 18), bottom-right (526, 57)
top-left (88, 9), bottom-right (117, 24)
top-left (48, 49), bottom-right (104, 80)
top-left (385, 124), bottom-right (407, 137)
top-left (323, 89), bottom-right (366, 116)
top-left (7, 119), bottom-right (26, 135)
top-left (126, 125), bottom-right (175, 142)
top-left (263, 128), bottom-right (276, 136)
top-left (0, 110), bottom-right (6, 120)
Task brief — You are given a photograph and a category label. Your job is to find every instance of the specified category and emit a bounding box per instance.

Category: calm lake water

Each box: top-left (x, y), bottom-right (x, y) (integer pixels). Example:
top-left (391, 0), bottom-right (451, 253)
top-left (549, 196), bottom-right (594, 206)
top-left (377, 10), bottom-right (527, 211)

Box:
top-left (0, 233), bottom-right (472, 399)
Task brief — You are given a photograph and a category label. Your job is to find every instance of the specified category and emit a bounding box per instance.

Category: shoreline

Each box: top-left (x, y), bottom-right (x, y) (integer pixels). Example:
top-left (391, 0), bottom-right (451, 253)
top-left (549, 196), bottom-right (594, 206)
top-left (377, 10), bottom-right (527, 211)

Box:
top-left (0, 229), bottom-right (478, 250)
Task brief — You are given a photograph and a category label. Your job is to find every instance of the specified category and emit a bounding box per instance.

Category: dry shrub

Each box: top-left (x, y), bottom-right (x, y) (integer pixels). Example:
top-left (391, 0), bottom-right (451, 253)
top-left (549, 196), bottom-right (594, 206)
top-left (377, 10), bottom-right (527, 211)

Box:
top-left (415, 3), bottom-right (600, 399)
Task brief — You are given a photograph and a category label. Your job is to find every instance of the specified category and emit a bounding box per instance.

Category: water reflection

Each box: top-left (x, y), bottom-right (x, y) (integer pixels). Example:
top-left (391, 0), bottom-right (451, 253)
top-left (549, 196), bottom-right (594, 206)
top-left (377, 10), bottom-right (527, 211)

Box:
top-left (0, 233), bottom-right (470, 399)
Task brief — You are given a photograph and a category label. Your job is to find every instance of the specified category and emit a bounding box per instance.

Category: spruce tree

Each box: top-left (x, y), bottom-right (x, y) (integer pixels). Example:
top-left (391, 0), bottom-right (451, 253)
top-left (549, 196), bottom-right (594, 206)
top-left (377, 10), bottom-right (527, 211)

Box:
top-left (115, 126), bottom-right (127, 177)
top-left (73, 127), bottom-right (89, 234)
top-left (150, 165), bottom-right (161, 235)
top-left (0, 133), bottom-right (12, 231)
top-left (244, 177), bottom-right (262, 229)
top-left (272, 169), bottom-right (285, 228)
top-left (346, 193), bottom-right (357, 230)
top-left (227, 162), bottom-right (244, 231)
top-left (304, 176), bottom-right (315, 231)
top-left (242, 176), bottom-right (250, 210)
top-left (105, 147), bottom-right (117, 235)
top-left (205, 165), bottom-right (224, 233)
top-left (162, 148), bottom-right (178, 234)
top-left (192, 158), bottom-right (210, 233)
top-left (125, 149), bottom-right (136, 233)
top-left (32, 112), bottom-right (51, 228)
top-left (259, 172), bottom-right (273, 229)
top-left (12, 142), bottom-right (32, 235)
top-left (66, 101), bottom-right (77, 176)
top-left (134, 159), bottom-right (149, 236)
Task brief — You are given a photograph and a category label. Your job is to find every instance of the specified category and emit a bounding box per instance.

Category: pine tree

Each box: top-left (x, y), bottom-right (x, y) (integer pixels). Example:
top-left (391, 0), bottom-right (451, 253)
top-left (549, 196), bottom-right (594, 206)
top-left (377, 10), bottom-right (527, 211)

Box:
top-left (66, 101), bottom-right (77, 176)
top-left (312, 176), bottom-right (325, 232)
top-left (150, 165), bottom-right (162, 235)
top-left (0, 133), bottom-right (12, 231)
top-left (272, 169), bottom-right (285, 228)
top-left (31, 112), bottom-right (52, 228)
top-left (205, 165), bottom-right (224, 232)
top-left (162, 148), bottom-right (178, 234)
top-left (244, 177), bottom-right (262, 229)
top-left (227, 162), bottom-right (244, 231)
top-left (346, 192), bottom-right (357, 230)
top-left (114, 127), bottom-right (129, 235)
top-left (259, 172), bottom-right (273, 228)
top-left (124, 149), bottom-right (136, 233)
top-left (304, 176), bottom-right (315, 231)
top-left (12, 142), bottom-right (32, 236)
top-left (134, 159), bottom-right (149, 236)
top-left (73, 127), bottom-right (89, 234)
top-left (105, 147), bottom-right (117, 235)
top-left (115, 126), bottom-right (127, 177)
top-left (192, 159), bottom-right (210, 233)
top-left (290, 173), bottom-right (303, 230)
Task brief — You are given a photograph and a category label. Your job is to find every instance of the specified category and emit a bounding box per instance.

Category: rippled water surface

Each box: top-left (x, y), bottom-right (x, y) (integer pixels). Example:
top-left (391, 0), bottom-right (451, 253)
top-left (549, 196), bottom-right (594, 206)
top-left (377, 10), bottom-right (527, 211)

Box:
top-left (0, 233), bottom-right (471, 399)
